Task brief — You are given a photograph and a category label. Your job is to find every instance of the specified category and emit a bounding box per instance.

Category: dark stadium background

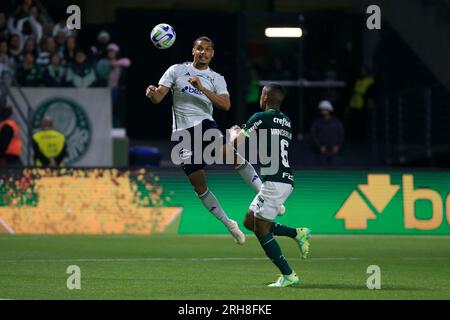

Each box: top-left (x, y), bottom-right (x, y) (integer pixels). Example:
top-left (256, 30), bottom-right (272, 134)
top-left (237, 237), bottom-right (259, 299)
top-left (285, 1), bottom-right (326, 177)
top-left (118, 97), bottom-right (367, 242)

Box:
top-left (32, 0), bottom-right (449, 168)
top-left (1, 0), bottom-right (450, 301)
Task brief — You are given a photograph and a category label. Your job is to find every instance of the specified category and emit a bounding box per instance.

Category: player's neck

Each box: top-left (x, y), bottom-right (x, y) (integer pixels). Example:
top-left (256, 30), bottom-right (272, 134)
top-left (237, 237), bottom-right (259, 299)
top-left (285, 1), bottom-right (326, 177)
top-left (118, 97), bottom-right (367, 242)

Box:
top-left (192, 61), bottom-right (209, 70)
top-left (265, 105), bottom-right (280, 111)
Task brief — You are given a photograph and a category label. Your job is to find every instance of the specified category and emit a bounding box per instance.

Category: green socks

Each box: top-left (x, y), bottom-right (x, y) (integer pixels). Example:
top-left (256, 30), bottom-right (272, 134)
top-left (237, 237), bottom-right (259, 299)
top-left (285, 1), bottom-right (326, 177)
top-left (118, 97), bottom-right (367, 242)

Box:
top-left (258, 233), bottom-right (293, 275)
top-left (270, 223), bottom-right (297, 239)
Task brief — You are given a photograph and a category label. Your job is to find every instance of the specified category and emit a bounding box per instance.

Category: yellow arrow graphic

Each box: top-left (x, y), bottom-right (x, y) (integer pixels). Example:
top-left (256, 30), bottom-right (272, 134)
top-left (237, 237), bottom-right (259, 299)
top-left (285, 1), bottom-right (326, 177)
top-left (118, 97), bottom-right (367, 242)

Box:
top-left (335, 191), bottom-right (377, 229)
top-left (358, 174), bottom-right (400, 213)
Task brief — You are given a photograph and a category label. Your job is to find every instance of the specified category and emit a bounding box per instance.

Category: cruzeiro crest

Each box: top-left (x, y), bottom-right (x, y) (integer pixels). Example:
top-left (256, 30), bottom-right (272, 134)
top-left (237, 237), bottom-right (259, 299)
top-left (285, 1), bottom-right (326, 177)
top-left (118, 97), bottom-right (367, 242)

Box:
top-left (32, 97), bottom-right (91, 164)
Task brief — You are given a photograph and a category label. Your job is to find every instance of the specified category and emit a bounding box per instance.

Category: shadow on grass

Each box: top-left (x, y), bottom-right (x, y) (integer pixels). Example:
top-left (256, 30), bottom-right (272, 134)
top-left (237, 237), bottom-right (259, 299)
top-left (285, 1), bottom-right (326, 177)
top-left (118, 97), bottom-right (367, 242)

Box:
top-left (279, 283), bottom-right (427, 291)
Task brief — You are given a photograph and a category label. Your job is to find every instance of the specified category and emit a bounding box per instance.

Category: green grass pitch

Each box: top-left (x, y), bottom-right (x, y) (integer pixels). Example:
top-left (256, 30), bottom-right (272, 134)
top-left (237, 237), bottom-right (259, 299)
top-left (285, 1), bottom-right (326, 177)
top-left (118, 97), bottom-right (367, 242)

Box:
top-left (0, 234), bottom-right (449, 299)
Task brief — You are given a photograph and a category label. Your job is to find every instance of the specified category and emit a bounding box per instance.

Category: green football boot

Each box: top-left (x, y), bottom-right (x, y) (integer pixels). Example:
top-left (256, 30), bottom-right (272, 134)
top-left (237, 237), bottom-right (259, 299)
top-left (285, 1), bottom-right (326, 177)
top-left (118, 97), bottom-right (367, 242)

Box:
top-left (268, 272), bottom-right (300, 287)
top-left (295, 228), bottom-right (312, 259)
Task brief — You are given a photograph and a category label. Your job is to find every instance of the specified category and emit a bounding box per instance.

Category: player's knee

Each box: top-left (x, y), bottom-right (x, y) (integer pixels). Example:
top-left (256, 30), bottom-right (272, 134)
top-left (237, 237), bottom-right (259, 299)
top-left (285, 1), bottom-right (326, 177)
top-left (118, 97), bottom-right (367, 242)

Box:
top-left (254, 228), bottom-right (270, 238)
top-left (193, 185), bottom-right (208, 196)
top-left (254, 220), bottom-right (271, 238)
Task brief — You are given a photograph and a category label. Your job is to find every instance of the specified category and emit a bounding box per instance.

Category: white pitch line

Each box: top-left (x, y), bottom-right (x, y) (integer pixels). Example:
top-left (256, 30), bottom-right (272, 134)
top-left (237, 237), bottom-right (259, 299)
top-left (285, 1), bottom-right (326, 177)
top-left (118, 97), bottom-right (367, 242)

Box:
top-left (1, 256), bottom-right (449, 264)
top-left (1, 234), bottom-right (450, 240)
top-left (403, 257), bottom-right (450, 260)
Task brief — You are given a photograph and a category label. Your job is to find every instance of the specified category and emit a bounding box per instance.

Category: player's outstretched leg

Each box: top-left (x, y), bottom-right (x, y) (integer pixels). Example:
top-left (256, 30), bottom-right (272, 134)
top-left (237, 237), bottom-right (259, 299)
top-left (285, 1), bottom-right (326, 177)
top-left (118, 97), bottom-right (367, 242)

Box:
top-left (234, 158), bottom-right (262, 193)
top-left (244, 212), bottom-right (311, 259)
top-left (189, 170), bottom-right (245, 245)
top-left (198, 188), bottom-right (246, 245)
top-left (271, 223), bottom-right (312, 259)
top-left (253, 214), bottom-right (299, 287)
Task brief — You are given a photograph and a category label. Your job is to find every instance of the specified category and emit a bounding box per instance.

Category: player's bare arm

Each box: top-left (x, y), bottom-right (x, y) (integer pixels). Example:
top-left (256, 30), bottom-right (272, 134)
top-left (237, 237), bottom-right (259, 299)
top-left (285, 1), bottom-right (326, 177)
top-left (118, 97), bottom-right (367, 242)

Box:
top-left (188, 76), bottom-right (231, 111)
top-left (228, 125), bottom-right (246, 146)
top-left (217, 125), bottom-right (243, 166)
top-left (145, 84), bottom-right (170, 104)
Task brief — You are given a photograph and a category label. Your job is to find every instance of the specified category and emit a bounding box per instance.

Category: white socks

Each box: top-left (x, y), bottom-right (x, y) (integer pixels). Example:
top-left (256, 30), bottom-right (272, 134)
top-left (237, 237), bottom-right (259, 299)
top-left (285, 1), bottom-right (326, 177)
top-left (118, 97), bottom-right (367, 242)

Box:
top-left (197, 189), bottom-right (233, 227)
top-left (235, 160), bottom-right (262, 193)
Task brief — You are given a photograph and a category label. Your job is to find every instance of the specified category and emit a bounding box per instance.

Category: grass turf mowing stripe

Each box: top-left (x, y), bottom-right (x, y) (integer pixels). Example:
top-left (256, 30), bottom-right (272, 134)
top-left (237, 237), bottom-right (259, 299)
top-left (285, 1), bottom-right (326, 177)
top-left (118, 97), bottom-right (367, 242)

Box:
top-left (0, 234), bottom-right (449, 299)
top-left (2, 257), bottom-right (450, 263)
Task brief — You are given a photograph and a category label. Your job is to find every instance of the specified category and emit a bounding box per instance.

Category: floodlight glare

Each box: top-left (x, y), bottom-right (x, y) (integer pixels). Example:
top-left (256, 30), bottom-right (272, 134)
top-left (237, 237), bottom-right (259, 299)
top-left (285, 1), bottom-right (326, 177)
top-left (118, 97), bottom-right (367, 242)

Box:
top-left (265, 27), bottom-right (303, 38)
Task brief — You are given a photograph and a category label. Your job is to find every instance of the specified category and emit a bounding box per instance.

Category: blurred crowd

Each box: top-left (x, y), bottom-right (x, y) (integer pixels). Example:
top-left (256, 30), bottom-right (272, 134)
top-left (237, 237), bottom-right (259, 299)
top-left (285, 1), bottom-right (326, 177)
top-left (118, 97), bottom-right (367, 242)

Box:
top-left (245, 59), bottom-right (375, 166)
top-left (0, 0), bottom-right (131, 89)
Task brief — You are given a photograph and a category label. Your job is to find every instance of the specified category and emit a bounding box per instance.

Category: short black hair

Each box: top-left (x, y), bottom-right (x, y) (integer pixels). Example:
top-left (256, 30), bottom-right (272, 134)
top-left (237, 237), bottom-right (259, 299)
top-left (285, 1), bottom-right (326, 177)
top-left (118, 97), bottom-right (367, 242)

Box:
top-left (193, 36), bottom-right (214, 49)
top-left (264, 83), bottom-right (286, 107)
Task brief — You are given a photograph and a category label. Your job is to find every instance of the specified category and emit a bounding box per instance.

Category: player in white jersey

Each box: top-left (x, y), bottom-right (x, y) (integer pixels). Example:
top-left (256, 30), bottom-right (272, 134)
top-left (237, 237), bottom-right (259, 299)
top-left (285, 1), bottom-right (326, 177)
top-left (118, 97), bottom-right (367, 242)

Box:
top-left (146, 37), bottom-right (269, 245)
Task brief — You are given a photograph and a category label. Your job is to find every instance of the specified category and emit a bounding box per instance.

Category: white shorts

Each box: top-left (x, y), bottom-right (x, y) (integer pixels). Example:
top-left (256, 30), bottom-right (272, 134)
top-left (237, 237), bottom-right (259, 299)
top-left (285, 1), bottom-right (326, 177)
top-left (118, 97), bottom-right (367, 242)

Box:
top-left (249, 181), bottom-right (293, 222)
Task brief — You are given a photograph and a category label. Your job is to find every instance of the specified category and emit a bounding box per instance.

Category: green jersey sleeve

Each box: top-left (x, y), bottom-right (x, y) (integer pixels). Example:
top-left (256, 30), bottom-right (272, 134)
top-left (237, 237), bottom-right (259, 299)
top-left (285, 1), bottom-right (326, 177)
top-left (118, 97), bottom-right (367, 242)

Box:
top-left (242, 112), bottom-right (264, 138)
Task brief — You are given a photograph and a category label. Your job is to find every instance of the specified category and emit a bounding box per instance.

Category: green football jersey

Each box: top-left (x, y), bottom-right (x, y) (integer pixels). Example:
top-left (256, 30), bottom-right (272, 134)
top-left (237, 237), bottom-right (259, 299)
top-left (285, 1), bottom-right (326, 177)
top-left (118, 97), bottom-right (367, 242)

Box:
top-left (242, 108), bottom-right (294, 186)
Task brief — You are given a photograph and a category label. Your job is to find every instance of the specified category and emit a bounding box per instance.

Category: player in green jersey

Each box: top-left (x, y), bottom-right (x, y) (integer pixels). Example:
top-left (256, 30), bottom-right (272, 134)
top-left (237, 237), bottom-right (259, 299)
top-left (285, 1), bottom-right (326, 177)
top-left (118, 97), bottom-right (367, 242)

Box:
top-left (230, 83), bottom-right (311, 287)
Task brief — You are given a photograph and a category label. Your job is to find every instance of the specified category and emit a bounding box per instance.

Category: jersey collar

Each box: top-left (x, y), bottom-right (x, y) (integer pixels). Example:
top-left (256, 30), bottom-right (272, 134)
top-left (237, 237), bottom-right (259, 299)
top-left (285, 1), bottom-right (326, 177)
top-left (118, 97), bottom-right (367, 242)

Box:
top-left (191, 62), bottom-right (210, 71)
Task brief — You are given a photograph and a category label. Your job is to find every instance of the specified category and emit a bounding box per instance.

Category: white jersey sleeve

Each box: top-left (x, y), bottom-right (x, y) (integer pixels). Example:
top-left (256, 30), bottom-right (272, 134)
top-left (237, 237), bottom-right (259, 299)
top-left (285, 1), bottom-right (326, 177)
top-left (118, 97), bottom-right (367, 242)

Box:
top-left (214, 75), bottom-right (229, 95)
top-left (158, 64), bottom-right (178, 88)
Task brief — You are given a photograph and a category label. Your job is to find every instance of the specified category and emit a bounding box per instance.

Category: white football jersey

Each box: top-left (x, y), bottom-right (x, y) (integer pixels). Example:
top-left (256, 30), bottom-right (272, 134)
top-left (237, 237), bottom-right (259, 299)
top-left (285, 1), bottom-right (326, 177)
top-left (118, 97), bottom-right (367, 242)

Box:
top-left (158, 62), bottom-right (229, 131)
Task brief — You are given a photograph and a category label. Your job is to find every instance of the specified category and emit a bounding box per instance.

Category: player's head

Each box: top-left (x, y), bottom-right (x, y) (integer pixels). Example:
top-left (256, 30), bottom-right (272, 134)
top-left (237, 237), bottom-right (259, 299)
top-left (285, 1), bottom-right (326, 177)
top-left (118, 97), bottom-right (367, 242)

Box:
top-left (260, 83), bottom-right (285, 110)
top-left (192, 36), bottom-right (214, 68)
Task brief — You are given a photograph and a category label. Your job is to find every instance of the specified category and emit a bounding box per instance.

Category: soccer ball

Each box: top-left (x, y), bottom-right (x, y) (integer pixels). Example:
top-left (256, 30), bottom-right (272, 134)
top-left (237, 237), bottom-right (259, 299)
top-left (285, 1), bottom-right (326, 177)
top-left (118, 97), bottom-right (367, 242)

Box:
top-left (150, 23), bottom-right (176, 49)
